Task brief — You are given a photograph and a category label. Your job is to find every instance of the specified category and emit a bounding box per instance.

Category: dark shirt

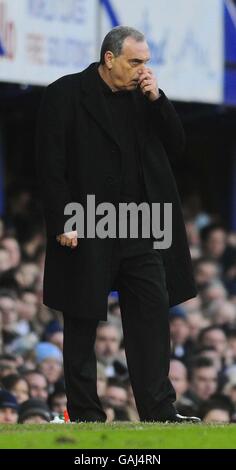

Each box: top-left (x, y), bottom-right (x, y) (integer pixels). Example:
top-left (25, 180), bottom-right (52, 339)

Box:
top-left (97, 69), bottom-right (147, 205)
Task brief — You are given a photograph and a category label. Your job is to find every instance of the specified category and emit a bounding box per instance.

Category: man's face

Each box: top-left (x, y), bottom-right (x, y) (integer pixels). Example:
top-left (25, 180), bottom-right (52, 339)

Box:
top-left (195, 262), bottom-right (218, 286)
top-left (19, 292), bottom-right (38, 321)
top-left (191, 366), bottom-right (218, 400)
top-left (169, 360), bottom-right (188, 399)
top-left (0, 248), bottom-right (11, 272)
top-left (95, 325), bottom-right (120, 364)
top-left (11, 379), bottom-right (29, 404)
top-left (51, 394), bottom-right (67, 415)
top-left (107, 37), bottom-right (151, 90)
top-left (0, 407), bottom-right (18, 424)
top-left (203, 408), bottom-right (230, 423)
top-left (0, 296), bottom-right (18, 326)
top-left (170, 318), bottom-right (190, 345)
top-left (202, 329), bottom-right (227, 356)
top-left (26, 373), bottom-right (48, 401)
top-left (205, 229), bottom-right (226, 258)
top-left (39, 359), bottom-right (62, 384)
top-left (105, 386), bottom-right (128, 407)
top-left (1, 238), bottom-right (21, 268)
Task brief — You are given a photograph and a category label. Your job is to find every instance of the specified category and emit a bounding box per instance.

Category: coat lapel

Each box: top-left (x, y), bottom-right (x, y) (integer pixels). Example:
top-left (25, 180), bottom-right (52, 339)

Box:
top-left (79, 62), bottom-right (148, 154)
top-left (130, 89), bottom-right (147, 155)
top-left (80, 62), bottom-right (121, 149)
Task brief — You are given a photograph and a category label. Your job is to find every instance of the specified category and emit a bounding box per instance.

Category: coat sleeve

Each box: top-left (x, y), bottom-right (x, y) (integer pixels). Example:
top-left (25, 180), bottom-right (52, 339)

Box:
top-left (147, 88), bottom-right (186, 161)
top-left (35, 80), bottom-right (72, 238)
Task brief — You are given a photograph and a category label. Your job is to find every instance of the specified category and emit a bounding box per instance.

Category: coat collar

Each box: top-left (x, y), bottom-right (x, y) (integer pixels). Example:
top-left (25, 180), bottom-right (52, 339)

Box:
top-left (80, 62), bottom-right (146, 149)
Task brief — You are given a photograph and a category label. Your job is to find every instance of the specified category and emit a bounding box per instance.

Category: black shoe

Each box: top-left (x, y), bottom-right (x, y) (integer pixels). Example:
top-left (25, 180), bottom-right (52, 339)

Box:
top-left (159, 413), bottom-right (201, 423)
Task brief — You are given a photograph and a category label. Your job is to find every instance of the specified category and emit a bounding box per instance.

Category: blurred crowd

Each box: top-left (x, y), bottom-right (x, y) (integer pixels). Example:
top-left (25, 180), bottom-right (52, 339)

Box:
top-left (1, 188), bottom-right (236, 424)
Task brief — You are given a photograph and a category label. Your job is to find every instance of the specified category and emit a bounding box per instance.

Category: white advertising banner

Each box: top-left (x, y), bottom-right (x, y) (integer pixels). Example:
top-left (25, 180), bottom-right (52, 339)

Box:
top-left (100, 0), bottom-right (224, 104)
top-left (0, 0), bottom-right (97, 85)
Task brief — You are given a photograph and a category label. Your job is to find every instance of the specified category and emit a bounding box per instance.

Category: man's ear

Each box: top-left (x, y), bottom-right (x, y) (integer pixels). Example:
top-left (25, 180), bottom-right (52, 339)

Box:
top-left (104, 51), bottom-right (114, 70)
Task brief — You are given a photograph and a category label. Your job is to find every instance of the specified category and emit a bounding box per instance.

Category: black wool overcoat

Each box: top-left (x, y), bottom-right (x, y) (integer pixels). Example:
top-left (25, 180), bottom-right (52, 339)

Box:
top-left (35, 62), bottom-right (197, 319)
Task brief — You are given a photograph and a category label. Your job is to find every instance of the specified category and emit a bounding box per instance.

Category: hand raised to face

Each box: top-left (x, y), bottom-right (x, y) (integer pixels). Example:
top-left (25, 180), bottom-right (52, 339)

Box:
top-left (138, 67), bottom-right (160, 101)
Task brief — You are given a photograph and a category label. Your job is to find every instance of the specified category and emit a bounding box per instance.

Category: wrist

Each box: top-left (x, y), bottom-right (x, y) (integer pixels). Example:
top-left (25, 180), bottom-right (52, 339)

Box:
top-left (149, 89), bottom-right (161, 101)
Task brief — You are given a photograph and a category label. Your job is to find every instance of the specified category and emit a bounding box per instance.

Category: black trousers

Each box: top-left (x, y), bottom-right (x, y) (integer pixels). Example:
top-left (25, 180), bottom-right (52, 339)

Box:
top-left (63, 235), bottom-right (176, 422)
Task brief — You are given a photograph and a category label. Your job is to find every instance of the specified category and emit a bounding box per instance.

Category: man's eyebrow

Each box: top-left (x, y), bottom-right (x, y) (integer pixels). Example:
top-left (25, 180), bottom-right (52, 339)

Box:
top-left (128, 58), bottom-right (150, 63)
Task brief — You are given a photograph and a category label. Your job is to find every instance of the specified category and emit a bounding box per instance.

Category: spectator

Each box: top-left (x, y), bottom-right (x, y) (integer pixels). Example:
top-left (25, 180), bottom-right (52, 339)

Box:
top-left (187, 311), bottom-right (210, 341)
top-left (105, 378), bottom-right (128, 409)
top-left (95, 322), bottom-right (122, 376)
top-left (1, 374), bottom-right (29, 404)
top-left (43, 320), bottom-right (63, 351)
top-left (0, 247), bottom-right (11, 274)
top-left (104, 379), bottom-right (130, 422)
top-left (201, 281), bottom-right (227, 307)
top-left (223, 376), bottom-right (236, 401)
top-left (169, 308), bottom-right (193, 360)
top-left (198, 326), bottom-right (228, 359)
top-left (207, 300), bottom-right (236, 327)
top-left (17, 289), bottom-right (39, 328)
top-left (186, 357), bottom-right (218, 405)
top-left (227, 329), bottom-right (236, 362)
top-left (169, 359), bottom-right (189, 400)
top-left (23, 370), bottom-right (49, 401)
top-left (200, 223), bottom-right (236, 274)
top-left (0, 390), bottom-right (18, 423)
top-left (0, 354), bottom-right (18, 379)
top-left (48, 387), bottom-right (67, 416)
top-left (35, 342), bottom-right (63, 388)
top-left (200, 224), bottom-right (227, 260)
top-left (0, 289), bottom-right (19, 339)
top-left (194, 257), bottom-right (220, 290)
top-left (199, 395), bottom-right (234, 423)
top-left (15, 262), bottom-right (40, 290)
top-left (18, 398), bottom-right (51, 424)
top-left (194, 346), bottom-right (222, 373)
top-left (97, 362), bottom-right (107, 398)
top-left (1, 237), bottom-right (21, 269)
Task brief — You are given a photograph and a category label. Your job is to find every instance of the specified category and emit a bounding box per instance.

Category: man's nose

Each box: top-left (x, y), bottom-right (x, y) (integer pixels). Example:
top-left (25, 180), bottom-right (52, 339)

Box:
top-left (138, 64), bottom-right (146, 74)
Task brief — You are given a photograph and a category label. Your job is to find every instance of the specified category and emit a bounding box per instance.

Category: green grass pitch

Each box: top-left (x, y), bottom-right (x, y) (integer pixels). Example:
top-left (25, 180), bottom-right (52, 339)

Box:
top-left (0, 422), bottom-right (236, 449)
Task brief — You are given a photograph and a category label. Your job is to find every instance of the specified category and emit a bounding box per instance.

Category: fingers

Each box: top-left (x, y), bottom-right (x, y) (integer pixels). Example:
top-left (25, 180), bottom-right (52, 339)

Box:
top-left (139, 78), bottom-right (153, 89)
top-left (61, 236), bottom-right (67, 246)
top-left (140, 84), bottom-right (154, 94)
top-left (138, 69), bottom-right (153, 83)
top-left (139, 73), bottom-right (156, 92)
top-left (71, 237), bottom-right (78, 249)
top-left (139, 78), bottom-right (154, 95)
top-left (138, 69), bottom-right (158, 99)
top-left (56, 233), bottom-right (78, 249)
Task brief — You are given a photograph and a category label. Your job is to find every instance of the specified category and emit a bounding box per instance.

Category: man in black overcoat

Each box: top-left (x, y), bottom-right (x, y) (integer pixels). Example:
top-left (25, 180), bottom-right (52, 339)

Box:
top-left (35, 26), bottom-right (199, 423)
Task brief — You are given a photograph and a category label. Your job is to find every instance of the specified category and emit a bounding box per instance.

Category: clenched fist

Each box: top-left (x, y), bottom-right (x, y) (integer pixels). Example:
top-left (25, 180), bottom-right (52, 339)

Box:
top-left (56, 230), bottom-right (78, 249)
